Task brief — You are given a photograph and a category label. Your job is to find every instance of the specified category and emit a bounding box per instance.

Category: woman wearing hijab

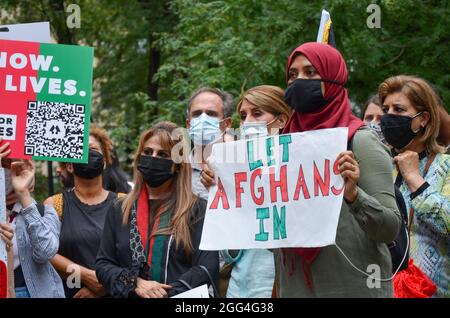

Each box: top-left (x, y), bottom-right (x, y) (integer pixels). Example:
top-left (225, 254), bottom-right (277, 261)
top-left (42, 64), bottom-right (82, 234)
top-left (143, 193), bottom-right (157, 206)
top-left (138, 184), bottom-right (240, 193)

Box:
top-left (276, 42), bottom-right (401, 297)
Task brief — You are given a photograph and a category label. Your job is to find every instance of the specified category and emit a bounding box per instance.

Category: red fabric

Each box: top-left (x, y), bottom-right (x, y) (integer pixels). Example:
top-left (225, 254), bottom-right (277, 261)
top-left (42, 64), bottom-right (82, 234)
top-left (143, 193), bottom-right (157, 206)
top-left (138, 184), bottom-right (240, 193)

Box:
top-left (136, 186), bottom-right (164, 266)
top-left (137, 186), bottom-right (150, 251)
top-left (0, 260), bottom-right (6, 298)
top-left (282, 42), bottom-right (364, 290)
top-left (393, 259), bottom-right (437, 298)
top-left (282, 42), bottom-right (364, 141)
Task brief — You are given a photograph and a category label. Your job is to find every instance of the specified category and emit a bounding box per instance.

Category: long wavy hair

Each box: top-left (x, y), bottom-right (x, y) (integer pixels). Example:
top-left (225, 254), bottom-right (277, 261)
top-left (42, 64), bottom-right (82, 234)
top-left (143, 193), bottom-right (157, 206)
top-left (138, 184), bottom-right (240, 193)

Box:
top-left (121, 121), bottom-right (197, 255)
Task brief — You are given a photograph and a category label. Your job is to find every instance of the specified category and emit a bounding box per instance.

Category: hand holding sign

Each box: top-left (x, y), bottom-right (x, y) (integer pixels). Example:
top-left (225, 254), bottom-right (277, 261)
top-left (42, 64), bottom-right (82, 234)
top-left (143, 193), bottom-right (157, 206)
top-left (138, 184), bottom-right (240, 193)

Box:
top-left (200, 128), bottom-right (348, 251)
top-left (10, 160), bottom-right (35, 193)
top-left (0, 224), bottom-right (13, 252)
top-left (336, 150), bottom-right (360, 203)
top-left (0, 138), bottom-right (11, 160)
top-left (200, 161), bottom-right (216, 189)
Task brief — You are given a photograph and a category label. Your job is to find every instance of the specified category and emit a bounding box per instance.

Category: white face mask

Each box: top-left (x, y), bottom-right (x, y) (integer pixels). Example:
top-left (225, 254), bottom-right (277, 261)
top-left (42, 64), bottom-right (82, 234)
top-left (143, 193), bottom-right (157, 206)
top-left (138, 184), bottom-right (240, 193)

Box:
top-left (240, 121), bottom-right (268, 140)
top-left (189, 113), bottom-right (222, 146)
top-left (240, 117), bottom-right (278, 140)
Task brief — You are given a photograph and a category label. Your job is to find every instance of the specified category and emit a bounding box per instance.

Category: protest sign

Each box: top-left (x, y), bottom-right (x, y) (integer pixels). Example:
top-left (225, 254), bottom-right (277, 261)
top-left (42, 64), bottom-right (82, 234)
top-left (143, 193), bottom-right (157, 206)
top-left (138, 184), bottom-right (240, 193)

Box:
top-left (0, 22), bottom-right (51, 43)
top-left (200, 128), bottom-right (348, 250)
top-left (171, 284), bottom-right (210, 298)
top-left (0, 39), bottom-right (94, 162)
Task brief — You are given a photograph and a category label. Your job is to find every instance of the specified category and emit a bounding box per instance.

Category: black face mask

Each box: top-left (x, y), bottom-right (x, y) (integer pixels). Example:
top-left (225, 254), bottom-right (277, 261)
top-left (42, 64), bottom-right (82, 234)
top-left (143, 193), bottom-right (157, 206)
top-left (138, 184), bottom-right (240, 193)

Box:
top-left (72, 149), bottom-right (105, 179)
top-left (380, 112), bottom-right (423, 150)
top-left (284, 79), bottom-right (331, 113)
top-left (138, 155), bottom-right (174, 188)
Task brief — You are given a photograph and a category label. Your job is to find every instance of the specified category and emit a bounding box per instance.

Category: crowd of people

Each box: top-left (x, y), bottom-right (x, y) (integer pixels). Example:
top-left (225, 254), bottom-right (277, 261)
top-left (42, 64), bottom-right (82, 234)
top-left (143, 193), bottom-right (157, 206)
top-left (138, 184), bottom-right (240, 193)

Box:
top-left (0, 41), bottom-right (448, 298)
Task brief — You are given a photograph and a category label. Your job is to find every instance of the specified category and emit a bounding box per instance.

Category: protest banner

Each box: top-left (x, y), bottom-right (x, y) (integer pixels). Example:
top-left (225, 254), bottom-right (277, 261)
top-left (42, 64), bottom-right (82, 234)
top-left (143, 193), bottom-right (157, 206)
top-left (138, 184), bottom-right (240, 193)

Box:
top-left (0, 39), bottom-right (94, 163)
top-left (200, 127), bottom-right (348, 250)
top-left (0, 22), bottom-right (51, 43)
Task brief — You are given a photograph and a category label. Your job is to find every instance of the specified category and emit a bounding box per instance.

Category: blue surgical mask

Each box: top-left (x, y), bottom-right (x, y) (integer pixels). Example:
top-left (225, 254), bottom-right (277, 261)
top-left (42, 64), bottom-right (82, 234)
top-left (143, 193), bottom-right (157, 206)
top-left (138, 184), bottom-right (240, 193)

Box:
top-left (240, 121), bottom-right (268, 140)
top-left (240, 117), bottom-right (278, 140)
top-left (189, 113), bottom-right (222, 145)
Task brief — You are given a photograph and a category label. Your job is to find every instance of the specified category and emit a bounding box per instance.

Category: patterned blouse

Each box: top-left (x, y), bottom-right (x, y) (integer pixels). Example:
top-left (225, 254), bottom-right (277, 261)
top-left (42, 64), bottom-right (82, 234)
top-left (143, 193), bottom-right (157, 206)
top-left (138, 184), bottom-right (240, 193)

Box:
top-left (395, 152), bottom-right (450, 297)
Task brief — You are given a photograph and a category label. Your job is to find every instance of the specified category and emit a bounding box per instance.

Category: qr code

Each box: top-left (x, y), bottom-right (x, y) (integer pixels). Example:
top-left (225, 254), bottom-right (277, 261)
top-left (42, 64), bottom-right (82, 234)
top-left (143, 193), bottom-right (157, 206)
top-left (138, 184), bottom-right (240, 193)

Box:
top-left (24, 101), bottom-right (86, 159)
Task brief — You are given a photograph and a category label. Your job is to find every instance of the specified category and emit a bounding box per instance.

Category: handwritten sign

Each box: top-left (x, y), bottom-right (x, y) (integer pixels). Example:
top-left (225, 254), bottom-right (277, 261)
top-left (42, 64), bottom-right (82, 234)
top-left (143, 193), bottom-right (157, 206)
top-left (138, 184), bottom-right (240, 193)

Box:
top-left (200, 128), bottom-right (348, 250)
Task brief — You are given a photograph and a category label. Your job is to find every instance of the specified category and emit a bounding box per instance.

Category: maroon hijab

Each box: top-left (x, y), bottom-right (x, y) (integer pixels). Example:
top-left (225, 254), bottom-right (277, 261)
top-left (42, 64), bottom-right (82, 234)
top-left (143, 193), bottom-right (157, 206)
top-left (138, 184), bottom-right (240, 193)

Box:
top-left (282, 42), bottom-right (364, 289)
top-left (282, 42), bottom-right (364, 140)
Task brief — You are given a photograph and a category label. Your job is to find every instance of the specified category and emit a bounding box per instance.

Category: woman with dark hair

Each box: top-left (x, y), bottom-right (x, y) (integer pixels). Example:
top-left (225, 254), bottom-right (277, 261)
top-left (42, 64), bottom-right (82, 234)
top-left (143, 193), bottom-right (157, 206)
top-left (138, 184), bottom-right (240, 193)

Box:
top-left (45, 125), bottom-right (119, 298)
top-left (361, 94), bottom-right (386, 144)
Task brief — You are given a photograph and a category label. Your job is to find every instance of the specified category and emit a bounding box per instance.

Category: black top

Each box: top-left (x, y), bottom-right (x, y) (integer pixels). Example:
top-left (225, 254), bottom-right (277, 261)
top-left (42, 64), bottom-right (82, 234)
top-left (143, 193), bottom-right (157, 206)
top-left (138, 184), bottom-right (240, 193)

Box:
top-left (95, 197), bottom-right (219, 298)
top-left (59, 190), bottom-right (118, 298)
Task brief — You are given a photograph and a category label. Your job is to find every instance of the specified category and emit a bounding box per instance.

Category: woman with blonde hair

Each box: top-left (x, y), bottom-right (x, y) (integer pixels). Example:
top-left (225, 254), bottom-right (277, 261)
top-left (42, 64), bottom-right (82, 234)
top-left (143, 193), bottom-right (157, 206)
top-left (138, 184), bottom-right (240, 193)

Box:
top-left (201, 85), bottom-right (291, 298)
top-left (95, 121), bottom-right (218, 298)
top-left (379, 75), bottom-right (449, 297)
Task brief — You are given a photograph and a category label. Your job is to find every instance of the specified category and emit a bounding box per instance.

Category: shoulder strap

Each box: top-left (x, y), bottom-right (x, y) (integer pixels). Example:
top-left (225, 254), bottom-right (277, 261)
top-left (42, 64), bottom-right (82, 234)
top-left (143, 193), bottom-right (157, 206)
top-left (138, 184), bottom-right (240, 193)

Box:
top-left (52, 193), bottom-right (63, 221)
top-left (117, 192), bottom-right (127, 199)
top-left (408, 154), bottom-right (436, 234)
top-left (35, 203), bottom-right (45, 217)
top-left (347, 135), bottom-right (355, 151)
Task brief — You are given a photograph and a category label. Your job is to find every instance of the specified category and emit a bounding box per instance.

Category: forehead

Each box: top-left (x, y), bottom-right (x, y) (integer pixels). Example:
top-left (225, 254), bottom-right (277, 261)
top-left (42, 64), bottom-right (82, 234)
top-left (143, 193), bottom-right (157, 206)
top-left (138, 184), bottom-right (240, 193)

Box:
top-left (365, 103), bottom-right (383, 114)
top-left (190, 92), bottom-right (224, 112)
top-left (143, 134), bottom-right (165, 150)
top-left (239, 100), bottom-right (257, 112)
top-left (290, 54), bottom-right (313, 69)
top-left (383, 92), bottom-right (412, 106)
top-left (89, 135), bottom-right (102, 149)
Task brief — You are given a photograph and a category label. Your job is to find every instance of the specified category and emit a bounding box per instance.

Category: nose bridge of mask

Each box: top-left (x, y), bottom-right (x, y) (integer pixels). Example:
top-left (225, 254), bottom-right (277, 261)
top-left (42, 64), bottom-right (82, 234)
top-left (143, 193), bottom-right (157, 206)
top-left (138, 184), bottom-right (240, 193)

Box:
top-left (192, 112), bottom-right (220, 128)
top-left (189, 112), bottom-right (222, 145)
top-left (241, 120), bottom-right (268, 139)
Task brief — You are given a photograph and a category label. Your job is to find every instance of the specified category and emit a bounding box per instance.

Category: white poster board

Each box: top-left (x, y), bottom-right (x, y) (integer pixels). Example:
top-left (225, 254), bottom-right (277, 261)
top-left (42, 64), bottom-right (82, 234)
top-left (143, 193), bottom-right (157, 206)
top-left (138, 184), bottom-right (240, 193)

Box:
top-left (200, 128), bottom-right (348, 250)
top-left (171, 284), bottom-right (210, 298)
top-left (0, 22), bottom-right (51, 43)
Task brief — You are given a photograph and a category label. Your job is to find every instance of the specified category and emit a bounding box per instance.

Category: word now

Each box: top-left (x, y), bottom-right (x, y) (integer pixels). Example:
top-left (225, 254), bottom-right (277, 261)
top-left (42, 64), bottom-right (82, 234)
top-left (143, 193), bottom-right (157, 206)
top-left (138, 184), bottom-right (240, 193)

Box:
top-left (0, 52), bottom-right (53, 71)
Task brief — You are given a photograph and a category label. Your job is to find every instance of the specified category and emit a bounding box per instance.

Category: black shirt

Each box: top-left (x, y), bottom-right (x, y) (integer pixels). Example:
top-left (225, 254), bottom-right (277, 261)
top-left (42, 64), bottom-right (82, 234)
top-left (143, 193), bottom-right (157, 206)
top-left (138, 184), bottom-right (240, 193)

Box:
top-left (95, 197), bottom-right (219, 297)
top-left (58, 190), bottom-right (118, 298)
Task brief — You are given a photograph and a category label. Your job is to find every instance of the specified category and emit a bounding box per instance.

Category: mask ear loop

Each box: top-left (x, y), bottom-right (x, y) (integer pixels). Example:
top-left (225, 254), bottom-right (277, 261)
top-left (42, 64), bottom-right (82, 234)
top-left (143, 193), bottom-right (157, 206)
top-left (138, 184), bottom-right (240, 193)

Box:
top-left (266, 116), bottom-right (281, 135)
top-left (411, 111), bottom-right (424, 134)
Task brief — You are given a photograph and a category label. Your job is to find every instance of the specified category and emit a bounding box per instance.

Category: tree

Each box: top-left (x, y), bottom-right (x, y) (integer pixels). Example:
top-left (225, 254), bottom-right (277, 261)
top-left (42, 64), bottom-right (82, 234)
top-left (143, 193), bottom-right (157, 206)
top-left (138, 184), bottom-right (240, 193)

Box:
top-left (2, 0), bottom-right (449, 174)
